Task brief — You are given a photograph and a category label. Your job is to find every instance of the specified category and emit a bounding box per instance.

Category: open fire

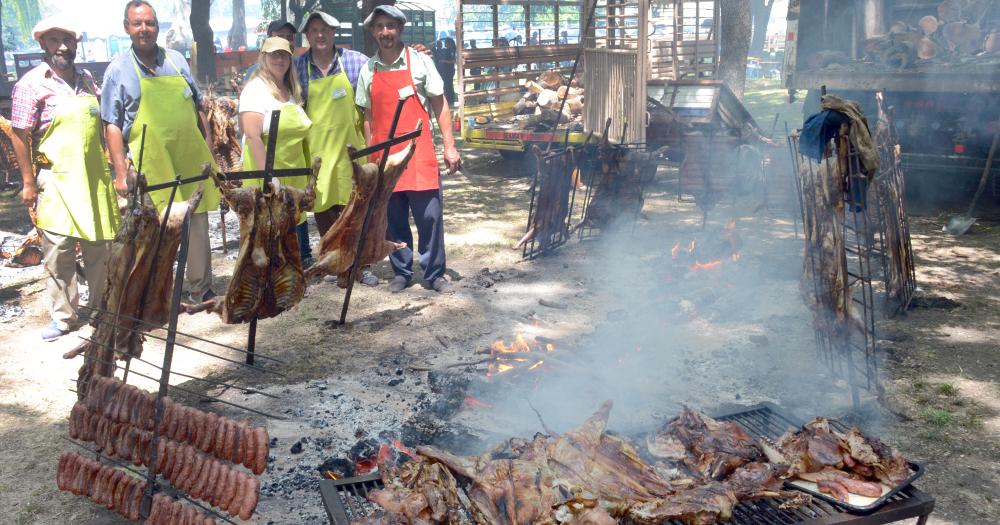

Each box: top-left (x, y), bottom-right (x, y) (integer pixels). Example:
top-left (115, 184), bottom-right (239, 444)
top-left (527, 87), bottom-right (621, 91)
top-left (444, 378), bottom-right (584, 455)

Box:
top-left (670, 219), bottom-right (743, 274)
top-left (486, 334), bottom-right (555, 378)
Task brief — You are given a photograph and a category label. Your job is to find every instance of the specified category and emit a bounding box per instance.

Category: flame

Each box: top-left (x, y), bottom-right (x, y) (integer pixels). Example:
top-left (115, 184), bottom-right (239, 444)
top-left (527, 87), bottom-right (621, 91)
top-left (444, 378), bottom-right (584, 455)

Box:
top-left (393, 439), bottom-right (417, 458)
top-left (731, 252), bottom-right (741, 262)
top-left (463, 396), bottom-right (494, 410)
top-left (545, 343), bottom-right (555, 352)
top-left (671, 241), bottom-right (681, 258)
top-left (690, 260), bottom-right (724, 272)
top-left (497, 363), bottom-right (515, 374)
top-left (688, 240), bottom-right (696, 252)
top-left (528, 360), bottom-right (545, 370)
top-left (323, 470), bottom-right (339, 480)
top-left (492, 334), bottom-right (532, 354)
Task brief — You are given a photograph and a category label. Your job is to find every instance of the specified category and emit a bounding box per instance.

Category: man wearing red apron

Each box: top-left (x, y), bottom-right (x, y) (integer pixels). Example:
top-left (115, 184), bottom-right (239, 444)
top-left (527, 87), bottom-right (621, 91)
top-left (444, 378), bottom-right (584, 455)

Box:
top-left (356, 6), bottom-right (461, 294)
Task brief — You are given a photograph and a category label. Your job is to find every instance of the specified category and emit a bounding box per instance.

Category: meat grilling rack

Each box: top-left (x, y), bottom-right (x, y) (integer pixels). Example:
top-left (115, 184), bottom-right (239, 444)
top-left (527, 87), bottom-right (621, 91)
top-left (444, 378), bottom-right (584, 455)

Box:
top-left (575, 119), bottom-right (654, 241)
top-left (788, 127), bottom-right (881, 410)
top-left (320, 403), bottom-right (934, 525)
top-left (64, 129), bottom-right (287, 523)
top-left (520, 142), bottom-right (589, 259)
top-left (868, 94), bottom-right (916, 316)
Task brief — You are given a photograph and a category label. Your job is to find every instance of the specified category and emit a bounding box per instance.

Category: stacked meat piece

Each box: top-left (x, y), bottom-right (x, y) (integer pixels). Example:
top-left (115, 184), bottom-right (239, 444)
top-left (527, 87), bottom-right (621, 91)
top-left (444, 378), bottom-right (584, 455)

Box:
top-left (189, 161), bottom-right (318, 323)
top-left (57, 452), bottom-right (148, 521)
top-left (64, 377), bottom-right (267, 520)
top-left (760, 417), bottom-right (911, 502)
top-left (576, 136), bottom-right (651, 233)
top-left (307, 140), bottom-right (417, 286)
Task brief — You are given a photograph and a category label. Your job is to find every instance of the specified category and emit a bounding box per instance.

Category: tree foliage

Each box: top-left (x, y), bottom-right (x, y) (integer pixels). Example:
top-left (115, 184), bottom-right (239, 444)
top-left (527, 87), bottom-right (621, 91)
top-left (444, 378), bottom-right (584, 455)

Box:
top-left (8, 0), bottom-right (41, 42)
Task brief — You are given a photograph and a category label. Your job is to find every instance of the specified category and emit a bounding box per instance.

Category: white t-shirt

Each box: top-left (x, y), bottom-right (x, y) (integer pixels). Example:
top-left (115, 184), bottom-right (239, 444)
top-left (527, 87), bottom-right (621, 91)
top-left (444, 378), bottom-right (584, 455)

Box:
top-left (238, 76), bottom-right (302, 127)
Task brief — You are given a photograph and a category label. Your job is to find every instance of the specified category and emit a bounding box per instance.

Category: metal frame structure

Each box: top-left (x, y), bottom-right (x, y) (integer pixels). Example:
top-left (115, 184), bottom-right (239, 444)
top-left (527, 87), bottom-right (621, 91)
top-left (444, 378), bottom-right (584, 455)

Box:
top-left (520, 142), bottom-right (588, 259)
top-left (790, 128), bottom-right (881, 410)
top-left (67, 170), bottom-right (286, 523)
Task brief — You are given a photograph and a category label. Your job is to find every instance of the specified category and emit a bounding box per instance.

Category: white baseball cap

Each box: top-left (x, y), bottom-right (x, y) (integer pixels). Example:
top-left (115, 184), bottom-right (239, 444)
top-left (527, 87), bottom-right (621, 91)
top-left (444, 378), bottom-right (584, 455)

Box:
top-left (33, 14), bottom-right (80, 42)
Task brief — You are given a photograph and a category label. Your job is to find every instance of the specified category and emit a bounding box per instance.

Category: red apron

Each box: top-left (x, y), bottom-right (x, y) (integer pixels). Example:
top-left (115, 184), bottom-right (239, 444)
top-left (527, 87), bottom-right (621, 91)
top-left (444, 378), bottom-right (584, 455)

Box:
top-left (371, 47), bottom-right (440, 192)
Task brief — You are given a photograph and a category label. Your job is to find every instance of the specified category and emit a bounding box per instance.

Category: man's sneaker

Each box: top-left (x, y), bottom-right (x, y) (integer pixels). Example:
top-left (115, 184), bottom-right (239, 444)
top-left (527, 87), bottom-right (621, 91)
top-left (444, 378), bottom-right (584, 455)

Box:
top-left (41, 321), bottom-right (69, 341)
top-left (360, 269), bottom-right (379, 287)
top-left (430, 277), bottom-right (455, 294)
top-left (186, 289), bottom-right (217, 304)
top-left (323, 274), bottom-right (338, 284)
top-left (388, 275), bottom-right (410, 293)
top-left (301, 255), bottom-right (315, 268)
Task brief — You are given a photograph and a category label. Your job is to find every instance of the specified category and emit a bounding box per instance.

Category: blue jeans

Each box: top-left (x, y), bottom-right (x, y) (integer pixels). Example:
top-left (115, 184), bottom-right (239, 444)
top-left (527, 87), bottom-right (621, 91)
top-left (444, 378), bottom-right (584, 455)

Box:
top-left (295, 222), bottom-right (312, 261)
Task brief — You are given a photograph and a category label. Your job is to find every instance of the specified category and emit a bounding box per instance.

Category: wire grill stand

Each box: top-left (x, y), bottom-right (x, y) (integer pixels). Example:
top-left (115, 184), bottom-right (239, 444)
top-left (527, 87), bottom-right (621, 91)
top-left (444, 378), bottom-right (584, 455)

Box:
top-left (576, 120), bottom-right (650, 240)
top-left (789, 130), bottom-right (881, 410)
top-left (65, 131), bottom-right (289, 522)
top-left (521, 144), bottom-right (587, 260)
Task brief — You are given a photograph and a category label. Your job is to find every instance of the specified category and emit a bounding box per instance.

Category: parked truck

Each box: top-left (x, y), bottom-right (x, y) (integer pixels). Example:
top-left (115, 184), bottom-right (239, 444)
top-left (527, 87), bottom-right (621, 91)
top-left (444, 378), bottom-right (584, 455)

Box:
top-left (783, 0), bottom-right (1000, 202)
top-left (456, 0), bottom-right (719, 159)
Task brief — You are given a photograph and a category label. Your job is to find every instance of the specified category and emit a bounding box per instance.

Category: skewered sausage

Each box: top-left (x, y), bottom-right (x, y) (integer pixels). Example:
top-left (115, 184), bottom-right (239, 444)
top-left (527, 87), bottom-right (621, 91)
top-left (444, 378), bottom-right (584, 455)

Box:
top-left (252, 427), bottom-right (269, 475)
top-left (239, 475), bottom-right (260, 520)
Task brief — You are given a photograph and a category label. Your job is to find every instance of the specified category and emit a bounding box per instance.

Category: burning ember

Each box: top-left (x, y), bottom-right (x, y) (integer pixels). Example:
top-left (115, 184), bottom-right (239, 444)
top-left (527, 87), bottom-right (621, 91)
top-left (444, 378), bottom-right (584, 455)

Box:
top-left (669, 220), bottom-right (743, 274)
top-left (346, 431), bottom-right (417, 475)
top-left (463, 395), bottom-right (494, 410)
top-left (487, 335), bottom-right (554, 378)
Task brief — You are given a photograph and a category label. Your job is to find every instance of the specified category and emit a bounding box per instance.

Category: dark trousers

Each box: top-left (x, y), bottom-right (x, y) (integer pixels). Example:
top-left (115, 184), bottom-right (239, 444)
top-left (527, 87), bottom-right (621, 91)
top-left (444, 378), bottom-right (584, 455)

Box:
top-left (440, 67), bottom-right (456, 105)
top-left (295, 222), bottom-right (311, 260)
top-left (386, 189), bottom-right (446, 282)
top-left (315, 205), bottom-right (345, 237)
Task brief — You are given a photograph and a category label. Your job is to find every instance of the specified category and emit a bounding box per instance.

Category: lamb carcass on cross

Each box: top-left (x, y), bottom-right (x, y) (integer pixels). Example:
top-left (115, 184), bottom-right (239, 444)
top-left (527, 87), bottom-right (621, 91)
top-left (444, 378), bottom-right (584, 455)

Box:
top-left (187, 159), bottom-right (319, 323)
top-left (306, 140), bottom-right (417, 286)
top-left (72, 167), bottom-right (208, 399)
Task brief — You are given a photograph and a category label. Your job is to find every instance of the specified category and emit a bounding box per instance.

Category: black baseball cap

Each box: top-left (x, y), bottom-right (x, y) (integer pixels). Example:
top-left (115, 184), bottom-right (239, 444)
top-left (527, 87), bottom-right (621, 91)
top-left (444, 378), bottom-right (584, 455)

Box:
top-left (267, 20), bottom-right (296, 35)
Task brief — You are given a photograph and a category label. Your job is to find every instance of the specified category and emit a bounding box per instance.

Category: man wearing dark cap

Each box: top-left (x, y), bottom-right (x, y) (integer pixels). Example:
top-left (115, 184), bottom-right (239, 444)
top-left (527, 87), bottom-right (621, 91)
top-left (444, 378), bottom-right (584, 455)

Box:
top-left (293, 10), bottom-right (379, 284)
top-left (357, 5), bottom-right (461, 294)
top-left (245, 20), bottom-right (296, 79)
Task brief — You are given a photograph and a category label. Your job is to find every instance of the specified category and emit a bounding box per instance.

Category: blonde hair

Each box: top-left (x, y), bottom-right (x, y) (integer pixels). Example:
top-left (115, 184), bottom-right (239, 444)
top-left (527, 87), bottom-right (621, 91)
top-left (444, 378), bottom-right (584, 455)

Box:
top-left (249, 50), bottom-right (303, 105)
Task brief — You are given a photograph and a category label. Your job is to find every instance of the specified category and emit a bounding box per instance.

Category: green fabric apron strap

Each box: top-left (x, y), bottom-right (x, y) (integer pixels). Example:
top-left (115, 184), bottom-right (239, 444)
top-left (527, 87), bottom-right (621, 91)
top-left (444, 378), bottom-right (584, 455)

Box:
top-left (306, 54), bottom-right (366, 213)
top-left (127, 52), bottom-right (220, 214)
top-left (34, 91), bottom-right (120, 241)
top-left (242, 102), bottom-right (313, 224)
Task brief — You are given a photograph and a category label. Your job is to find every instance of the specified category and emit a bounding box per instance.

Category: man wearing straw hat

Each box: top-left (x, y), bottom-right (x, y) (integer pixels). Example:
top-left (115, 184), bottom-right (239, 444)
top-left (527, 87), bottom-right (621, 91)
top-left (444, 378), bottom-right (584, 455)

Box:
top-left (8, 15), bottom-right (119, 340)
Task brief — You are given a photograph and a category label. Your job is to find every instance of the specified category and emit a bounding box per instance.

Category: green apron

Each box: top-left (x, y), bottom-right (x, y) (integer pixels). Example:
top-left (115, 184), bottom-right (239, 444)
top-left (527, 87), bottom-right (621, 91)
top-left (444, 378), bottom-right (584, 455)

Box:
top-left (127, 51), bottom-right (220, 214)
top-left (242, 102), bottom-right (312, 223)
top-left (35, 88), bottom-right (119, 241)
top-left (305, 54), bottom-right (366, 213)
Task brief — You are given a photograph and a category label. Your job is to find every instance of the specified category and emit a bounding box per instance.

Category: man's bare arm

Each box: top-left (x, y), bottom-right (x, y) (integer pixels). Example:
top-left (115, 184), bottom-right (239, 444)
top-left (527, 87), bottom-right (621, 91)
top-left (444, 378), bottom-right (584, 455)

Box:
top-left (104, 123), bottom-right (131, 196)
top-left (429, 94), bottom-right (460, 173)
top-left (10, 128), bottom-right (37, 207)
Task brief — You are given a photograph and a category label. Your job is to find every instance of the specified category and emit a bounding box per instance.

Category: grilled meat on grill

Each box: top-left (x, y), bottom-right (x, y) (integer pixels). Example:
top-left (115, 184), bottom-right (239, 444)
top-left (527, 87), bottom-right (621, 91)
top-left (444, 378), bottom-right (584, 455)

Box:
top-left (188, 161), bottom-right (318, 323)
top-left (307, 141), bottom-right (417, 286)
top-left (649, 407), bottom-right (764, 481)
top-left (772, 417), bottom-right (910, 492)
top-left (72, 170), bottom-right (207, 399)
top-left (205, 96), bottom-right (242, 173)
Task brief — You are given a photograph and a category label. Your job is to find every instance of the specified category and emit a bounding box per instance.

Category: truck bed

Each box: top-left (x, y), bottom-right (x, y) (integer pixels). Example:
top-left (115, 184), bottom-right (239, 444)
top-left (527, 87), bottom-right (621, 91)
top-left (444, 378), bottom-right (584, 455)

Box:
top-left (792, 55), bottom-right (1000, 93)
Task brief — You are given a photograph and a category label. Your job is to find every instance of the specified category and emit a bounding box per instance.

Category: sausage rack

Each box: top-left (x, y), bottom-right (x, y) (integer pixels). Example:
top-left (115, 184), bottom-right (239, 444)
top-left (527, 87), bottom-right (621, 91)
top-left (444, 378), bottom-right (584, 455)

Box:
top-left (64, 126), bottom-right (289, 522)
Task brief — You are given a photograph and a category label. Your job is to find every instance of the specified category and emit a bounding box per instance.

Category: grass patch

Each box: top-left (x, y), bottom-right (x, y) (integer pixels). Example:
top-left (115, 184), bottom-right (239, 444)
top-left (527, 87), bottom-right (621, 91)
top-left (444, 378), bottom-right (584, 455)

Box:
top-left (936, 383), bottom-right (957, 396)
top-left (923, 408), bottom-right (953, 427)
top-left (965, 415), bottom-right (985, 430)
top-left (912, 379), bottom-right (928, 391)
top-left (914, 394), bottom-right (932, 406)
top-left (916, 429), bottom-right (949, 444)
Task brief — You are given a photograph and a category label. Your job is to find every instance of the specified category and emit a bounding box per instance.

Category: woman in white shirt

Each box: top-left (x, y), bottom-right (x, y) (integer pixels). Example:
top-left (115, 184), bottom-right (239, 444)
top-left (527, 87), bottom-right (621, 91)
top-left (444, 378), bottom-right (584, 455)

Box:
top-left (239, 36), bottom-right (314, 263)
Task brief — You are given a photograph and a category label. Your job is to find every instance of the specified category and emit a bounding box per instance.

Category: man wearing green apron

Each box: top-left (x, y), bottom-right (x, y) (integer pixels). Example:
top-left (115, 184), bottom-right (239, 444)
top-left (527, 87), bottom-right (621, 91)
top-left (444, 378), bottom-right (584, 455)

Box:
top-left (102, 0), bottom-right (220, 304)
top-left (9, 16), bottom-right (119, 340)
top-left (294, 10), bottom-right (377, 285)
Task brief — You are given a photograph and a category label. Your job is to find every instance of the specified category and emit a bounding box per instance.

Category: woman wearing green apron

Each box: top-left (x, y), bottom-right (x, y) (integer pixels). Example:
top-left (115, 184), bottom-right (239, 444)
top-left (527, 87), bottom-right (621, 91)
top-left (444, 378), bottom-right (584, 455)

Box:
top-left (239, 37), bottom-right (313, 261)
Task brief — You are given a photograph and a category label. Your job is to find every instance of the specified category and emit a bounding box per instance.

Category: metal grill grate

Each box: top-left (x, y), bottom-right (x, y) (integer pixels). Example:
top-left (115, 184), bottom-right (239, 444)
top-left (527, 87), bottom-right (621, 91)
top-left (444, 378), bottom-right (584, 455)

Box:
top-left (320, 403), bottom-right (933, 525)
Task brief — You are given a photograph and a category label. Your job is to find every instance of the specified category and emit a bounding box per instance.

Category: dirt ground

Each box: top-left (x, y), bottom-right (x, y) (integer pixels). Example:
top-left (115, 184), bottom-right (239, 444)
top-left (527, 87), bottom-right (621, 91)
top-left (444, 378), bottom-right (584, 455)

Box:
top-left (1, 96), bottom-right (998, 523)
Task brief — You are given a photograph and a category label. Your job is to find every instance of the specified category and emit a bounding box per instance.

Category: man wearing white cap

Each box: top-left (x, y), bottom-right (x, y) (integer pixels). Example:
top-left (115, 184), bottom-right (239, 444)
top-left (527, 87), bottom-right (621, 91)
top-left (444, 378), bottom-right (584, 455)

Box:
top-left (9, 15), bottom-right (119, 340)
top-left (356, 5), bottom-right (461, 294)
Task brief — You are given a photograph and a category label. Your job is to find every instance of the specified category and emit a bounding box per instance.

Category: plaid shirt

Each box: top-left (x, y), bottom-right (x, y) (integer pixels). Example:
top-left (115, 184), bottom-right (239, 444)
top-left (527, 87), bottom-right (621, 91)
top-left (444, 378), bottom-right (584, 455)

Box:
top-left (294, 47), bottom-right (368, 109)
top-left (11, 62), bottom-right (100, 140)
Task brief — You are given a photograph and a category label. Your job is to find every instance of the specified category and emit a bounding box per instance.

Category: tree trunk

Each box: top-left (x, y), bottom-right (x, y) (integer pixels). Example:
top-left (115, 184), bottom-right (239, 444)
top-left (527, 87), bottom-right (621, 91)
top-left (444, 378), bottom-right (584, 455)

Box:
top-left (288, 0), bottom-right (320, 48)
top-left (718, 0), bottom-right (751, 100)
top-left (361, 0), bottom-right (395, 56)
top-left (228, 0), bottom-right (247, 50)
top-left (191, 0), bottom-right (216, 82)
top-left (749, 0), bottom-right (775, 57)
top-left (0, 6), bottom-right (7, 78)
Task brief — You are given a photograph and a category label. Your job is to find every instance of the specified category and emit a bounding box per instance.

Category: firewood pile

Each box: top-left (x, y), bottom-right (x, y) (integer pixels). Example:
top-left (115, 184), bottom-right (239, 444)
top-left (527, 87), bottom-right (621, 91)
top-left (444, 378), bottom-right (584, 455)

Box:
top-left (507, 70), bottom-right (585, 131)
top-left (58, 375), bottom-right (270, 523)
top-left (864, 0), bottom-right (999, 67)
